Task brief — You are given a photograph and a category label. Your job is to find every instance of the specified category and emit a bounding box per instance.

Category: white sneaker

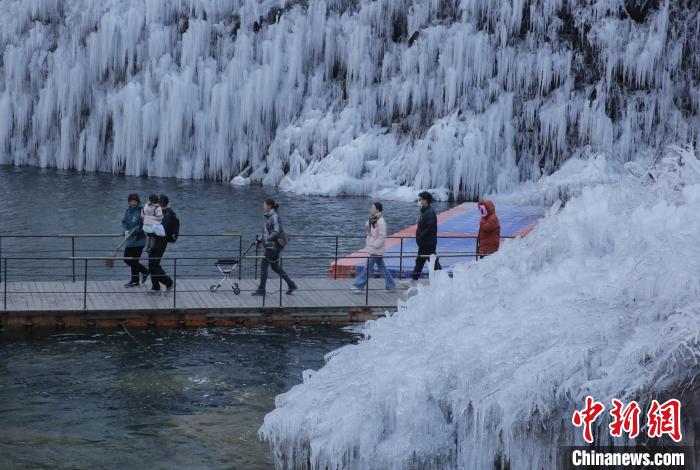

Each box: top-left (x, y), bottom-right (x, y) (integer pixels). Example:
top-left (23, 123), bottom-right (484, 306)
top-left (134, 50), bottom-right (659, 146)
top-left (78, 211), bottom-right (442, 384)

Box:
top-left (351, 287), bottom-right (364, 294)
top-left (398, 280), bottom-right (414, 288)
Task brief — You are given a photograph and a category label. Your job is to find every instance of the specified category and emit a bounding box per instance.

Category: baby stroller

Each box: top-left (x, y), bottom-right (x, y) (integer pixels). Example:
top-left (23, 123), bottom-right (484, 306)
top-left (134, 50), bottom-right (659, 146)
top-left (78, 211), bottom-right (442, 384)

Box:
top-left (209, 242), bottom-right (256, 294)
top-left (210, 259), bottom-right (242, 294)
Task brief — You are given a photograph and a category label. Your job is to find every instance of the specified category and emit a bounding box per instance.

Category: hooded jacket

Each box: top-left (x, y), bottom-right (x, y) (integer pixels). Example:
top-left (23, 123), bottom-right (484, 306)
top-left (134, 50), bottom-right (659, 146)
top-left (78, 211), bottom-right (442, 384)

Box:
top-left (364, 213), bottom-right (387, 256)
top-left (477, 200), bottom-right (500, 255)
top-left (122, 206), bottom-right (146, 248)
top-left (415, 205), bottom-right (438, 250)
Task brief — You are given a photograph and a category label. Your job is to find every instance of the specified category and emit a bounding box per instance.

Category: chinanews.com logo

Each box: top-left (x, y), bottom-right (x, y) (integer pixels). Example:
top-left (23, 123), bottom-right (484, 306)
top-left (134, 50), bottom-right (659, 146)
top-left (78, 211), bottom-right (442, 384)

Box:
top-left (560, 396), bottom-right (695, 469)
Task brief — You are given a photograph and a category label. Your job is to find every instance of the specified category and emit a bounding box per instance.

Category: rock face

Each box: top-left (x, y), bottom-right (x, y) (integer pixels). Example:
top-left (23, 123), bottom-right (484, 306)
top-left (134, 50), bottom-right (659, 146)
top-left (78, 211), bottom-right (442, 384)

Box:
top-left (0, 1), bottom-right (698, 198)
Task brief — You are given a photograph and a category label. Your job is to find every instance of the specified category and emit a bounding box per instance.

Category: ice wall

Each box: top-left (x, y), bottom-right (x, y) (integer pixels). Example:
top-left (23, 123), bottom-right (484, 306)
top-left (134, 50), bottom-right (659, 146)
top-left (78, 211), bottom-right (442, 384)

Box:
top-left (260, 146), bottom-right (700, 468)
top-left (0, 0), bottom-right (698, 198)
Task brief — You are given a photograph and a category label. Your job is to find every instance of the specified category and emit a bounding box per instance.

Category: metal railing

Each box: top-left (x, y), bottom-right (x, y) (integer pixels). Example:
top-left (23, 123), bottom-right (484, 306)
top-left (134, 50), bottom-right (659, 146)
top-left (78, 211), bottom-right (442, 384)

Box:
top-left (0, 233), bottom-right (517, 312)
top-left (0, 251), bottom-right (489, 312)
top-left (0, 233), bottom-right (515, 283)
top-left (0, 233), bottom-right (244, 282)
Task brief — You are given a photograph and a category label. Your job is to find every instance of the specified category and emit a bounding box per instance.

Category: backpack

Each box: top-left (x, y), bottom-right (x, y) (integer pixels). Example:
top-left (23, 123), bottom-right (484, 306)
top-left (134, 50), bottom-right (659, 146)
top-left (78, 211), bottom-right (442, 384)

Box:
top-left (164, 209), bottom-right (180, 243)
top-left (277, 231), bottom-right (288, 250)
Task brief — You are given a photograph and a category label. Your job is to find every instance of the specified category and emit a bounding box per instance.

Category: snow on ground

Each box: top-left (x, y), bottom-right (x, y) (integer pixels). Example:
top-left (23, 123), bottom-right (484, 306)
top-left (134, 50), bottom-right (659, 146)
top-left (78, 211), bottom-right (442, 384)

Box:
top-left (491, 153), bottom-right (628, 206)
top-left (260, 146), bottom-right (700, 469)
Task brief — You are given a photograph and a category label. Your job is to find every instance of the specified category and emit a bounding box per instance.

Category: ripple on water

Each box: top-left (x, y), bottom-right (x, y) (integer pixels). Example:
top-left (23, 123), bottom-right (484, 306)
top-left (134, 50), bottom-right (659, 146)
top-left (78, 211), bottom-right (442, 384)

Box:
top-left (0, 326), bottom-right (361, 468)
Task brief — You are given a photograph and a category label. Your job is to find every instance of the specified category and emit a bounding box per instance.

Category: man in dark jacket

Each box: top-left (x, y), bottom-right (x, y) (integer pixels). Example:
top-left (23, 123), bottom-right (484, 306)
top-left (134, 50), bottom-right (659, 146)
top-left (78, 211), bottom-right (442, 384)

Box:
top-left (122, 193), bottom-right (149, 288)
top-left (409, 191), bottom-right (441, 281)
top-left (147, 194), bottom-right (174, 295)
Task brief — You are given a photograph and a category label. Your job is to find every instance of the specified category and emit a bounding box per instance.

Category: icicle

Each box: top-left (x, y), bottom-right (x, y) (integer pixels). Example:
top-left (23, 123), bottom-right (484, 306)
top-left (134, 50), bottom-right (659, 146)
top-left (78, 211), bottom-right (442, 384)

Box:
top-left (0, 0), bottom-right (695, 197)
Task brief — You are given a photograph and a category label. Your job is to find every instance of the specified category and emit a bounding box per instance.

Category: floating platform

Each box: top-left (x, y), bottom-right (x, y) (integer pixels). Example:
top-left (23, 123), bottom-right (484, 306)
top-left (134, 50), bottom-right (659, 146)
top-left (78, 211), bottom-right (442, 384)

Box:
top-left (0, 278), bottom-right (413, 330)
top-left (329, 202), bottom-right (544, 278)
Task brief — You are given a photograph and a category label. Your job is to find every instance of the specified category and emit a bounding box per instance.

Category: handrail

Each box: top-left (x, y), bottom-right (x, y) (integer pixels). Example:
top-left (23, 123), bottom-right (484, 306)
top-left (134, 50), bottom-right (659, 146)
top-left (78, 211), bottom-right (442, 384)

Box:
top-left (1, 250), bottom-right (484, 312)
top-left (39, 254), bottom-right (471, 261)
top-left (0, 233), bottom-right (243, 238)
top-left (0, 232), bottom-right (511, 287)
top-left (0, 233), bottom-right (515, 239)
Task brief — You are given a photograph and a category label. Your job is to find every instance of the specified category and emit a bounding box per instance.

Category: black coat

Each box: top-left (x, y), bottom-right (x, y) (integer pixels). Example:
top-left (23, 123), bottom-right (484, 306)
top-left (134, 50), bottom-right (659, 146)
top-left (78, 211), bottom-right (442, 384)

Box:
top-left (415, 205), bottom-right (438, 250)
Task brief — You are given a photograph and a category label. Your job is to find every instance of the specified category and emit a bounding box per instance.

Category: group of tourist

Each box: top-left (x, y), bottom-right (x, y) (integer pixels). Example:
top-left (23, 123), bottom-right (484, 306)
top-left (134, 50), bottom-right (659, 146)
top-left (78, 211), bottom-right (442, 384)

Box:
top-left (350, 191), bottom-right (501, 293)
top-left (119, 192), bottom-right (501, 296)
top-left (120, 193), bottom-right (177, 295)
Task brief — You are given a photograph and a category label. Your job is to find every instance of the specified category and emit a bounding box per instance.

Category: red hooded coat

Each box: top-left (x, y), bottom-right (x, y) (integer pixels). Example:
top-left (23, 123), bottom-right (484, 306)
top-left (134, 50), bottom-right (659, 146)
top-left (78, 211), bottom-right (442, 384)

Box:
top-left (478, 200), bottom-right (500, 255)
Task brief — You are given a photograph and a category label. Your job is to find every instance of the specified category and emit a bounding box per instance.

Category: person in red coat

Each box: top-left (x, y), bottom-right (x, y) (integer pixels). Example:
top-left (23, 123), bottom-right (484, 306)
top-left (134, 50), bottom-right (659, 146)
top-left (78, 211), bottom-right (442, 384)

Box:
top-left (477, 200), bottom-right (500, 257)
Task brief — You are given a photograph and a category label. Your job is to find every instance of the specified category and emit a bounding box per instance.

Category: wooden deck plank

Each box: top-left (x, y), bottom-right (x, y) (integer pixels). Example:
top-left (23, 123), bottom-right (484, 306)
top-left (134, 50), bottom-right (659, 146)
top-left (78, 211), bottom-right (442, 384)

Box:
top-left (0, 277), bottom-right (406, 315)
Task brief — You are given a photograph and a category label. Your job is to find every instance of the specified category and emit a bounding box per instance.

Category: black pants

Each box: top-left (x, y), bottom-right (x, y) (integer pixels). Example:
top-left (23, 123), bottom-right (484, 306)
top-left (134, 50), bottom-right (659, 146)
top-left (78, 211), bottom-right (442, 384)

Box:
top-left (148, 237), bottom-right (173, 290)
top-left (123, 245), bottom-right (149, 283)
top-left (259, 248), bottom-right (293, 290)
top-left (411, 246), bottom-right (442, 281)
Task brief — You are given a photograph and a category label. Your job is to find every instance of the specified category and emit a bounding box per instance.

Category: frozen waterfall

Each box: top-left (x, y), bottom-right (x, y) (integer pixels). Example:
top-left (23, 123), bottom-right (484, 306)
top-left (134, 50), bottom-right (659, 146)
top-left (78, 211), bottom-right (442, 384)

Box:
top-left (0, 0), bottom-right (698, 198)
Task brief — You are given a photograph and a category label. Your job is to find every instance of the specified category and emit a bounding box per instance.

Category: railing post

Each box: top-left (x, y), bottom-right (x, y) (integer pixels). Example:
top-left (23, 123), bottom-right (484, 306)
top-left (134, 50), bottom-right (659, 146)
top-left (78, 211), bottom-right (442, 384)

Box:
top-left (261, 264), bottom-right (266, 308)
top-left (475, 237), bottom-right (479, 261)
top-left (398, 238), bottom-right (404, 279)
top-left (364, 255), bottom-right (370, 307)
top-left (254, 244), bottom-right (259, 280)
top-left (72, 236), bottom-right (76, 282)
top-left (3, 258), bottom-right (7, 311)
top-left (0, 235), bottom-right (3, 283)
top-left (333, 236), bottom-right (339, 280)
top-left (83, 259), bottom-right (88, 311)
top-left (279, 256), bottom-right (283, 308)
top-left (238, 235), bottom-right (243, 280)
top-left (173, 258), bottom-right (177, 309)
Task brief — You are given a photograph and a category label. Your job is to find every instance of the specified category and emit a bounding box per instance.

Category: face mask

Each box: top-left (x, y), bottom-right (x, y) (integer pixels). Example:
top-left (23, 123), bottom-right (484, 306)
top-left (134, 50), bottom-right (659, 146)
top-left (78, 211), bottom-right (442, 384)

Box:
top-left (479, 205), bottom-right (488, 217)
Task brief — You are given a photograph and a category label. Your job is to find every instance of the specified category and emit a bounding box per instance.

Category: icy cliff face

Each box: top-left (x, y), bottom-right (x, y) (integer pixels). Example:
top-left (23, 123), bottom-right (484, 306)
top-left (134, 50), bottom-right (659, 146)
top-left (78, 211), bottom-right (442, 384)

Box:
top-left (259, 146), bottom-right (700, 468)
top-left (0, 1), bottom-right (698, 198)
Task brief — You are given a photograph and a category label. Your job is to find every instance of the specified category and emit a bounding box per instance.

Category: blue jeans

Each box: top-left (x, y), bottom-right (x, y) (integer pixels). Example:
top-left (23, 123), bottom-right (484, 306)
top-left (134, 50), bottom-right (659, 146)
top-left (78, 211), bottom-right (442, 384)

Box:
top-left (354, 255), bottom-right (396, 290)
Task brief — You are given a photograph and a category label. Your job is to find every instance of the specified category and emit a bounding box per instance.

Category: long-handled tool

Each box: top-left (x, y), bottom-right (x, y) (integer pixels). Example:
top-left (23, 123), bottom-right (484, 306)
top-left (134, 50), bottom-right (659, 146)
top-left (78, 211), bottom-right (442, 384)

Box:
top-left (105, 228), bottom-right (137, 268)
top-left (209, 241), bottom-right (258, 294)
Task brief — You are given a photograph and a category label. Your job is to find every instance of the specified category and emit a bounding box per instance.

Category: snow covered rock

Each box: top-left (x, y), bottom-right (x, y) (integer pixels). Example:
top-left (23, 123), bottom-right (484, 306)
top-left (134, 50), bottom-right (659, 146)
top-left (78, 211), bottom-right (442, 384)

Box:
top-left (260, 146), bottom-right (700, 469)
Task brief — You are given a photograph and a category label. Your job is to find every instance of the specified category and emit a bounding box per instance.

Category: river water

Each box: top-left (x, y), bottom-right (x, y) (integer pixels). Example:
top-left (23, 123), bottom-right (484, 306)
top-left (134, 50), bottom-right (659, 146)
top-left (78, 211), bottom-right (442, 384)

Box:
top-left (0, 326), bottom-right (357, 469)
top-left (0, 167), bottom-right (453, 468)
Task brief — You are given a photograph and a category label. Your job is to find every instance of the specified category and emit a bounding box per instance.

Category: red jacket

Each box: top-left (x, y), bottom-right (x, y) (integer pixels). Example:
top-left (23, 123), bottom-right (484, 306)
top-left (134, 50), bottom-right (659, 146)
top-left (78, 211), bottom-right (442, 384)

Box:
top-left (478, 200), bottom-right (500, 255)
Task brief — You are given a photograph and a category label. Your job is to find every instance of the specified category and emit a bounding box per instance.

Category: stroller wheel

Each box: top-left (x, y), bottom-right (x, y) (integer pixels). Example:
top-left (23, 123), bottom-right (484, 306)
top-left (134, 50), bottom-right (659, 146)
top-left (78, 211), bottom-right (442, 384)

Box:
top-left (210, 285), bottom-right (218, 292)
top-left (232, 283), bottom-right (241, 295)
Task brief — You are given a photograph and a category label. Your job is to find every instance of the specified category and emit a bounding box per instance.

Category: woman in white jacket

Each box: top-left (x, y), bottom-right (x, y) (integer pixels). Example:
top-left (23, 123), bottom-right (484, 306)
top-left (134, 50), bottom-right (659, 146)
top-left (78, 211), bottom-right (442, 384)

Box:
top-left (352, 202), bottom-right (397, 292)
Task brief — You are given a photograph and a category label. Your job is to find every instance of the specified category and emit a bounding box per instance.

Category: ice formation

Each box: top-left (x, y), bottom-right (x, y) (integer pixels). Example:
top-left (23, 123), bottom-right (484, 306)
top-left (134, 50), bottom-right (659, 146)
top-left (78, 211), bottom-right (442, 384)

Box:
top-left (260, 146), bottom-right (700, 468)
top-left (0, 0), bottom-right (697, 198)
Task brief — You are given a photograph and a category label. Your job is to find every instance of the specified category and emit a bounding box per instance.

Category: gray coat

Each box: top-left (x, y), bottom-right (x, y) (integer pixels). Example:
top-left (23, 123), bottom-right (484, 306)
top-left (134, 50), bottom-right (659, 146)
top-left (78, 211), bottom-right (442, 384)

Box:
top-left (262, 209), bottom-right (283, 249)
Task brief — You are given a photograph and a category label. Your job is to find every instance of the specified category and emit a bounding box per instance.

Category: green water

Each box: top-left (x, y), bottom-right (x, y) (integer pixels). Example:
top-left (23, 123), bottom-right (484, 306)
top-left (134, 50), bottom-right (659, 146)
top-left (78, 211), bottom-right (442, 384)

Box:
top-left (0, 326), bottom-right (359, 469)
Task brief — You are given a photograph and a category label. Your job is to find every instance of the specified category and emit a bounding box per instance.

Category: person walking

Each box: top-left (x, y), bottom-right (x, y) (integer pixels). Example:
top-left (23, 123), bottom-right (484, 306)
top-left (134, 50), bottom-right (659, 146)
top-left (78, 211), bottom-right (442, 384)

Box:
top-left (403, 191), bottom-right (441, 284)
top-left (147, 194), bottom-right (176, 295)
top-left (121, 193), bottom-right (149, 288)
top-left (141, 193), bottom-right (165, 238)
top-left (252, 199), bottom-right (297, 296)
top-left (351, 202), bottom-right (396, 293)
top-left (477, 200), bottom-right (500, 258)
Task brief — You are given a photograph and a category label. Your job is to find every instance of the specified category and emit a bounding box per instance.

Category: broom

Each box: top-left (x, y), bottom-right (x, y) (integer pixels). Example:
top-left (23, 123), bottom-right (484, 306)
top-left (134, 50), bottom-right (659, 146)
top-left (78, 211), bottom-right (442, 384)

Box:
top-left (105, 228), bottom-right (137, 268)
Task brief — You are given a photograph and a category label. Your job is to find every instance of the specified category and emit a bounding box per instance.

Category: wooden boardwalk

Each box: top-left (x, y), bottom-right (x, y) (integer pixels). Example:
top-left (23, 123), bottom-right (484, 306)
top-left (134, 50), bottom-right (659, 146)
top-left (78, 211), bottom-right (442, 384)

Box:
top-left (0, 278), bottom-right (415, 329)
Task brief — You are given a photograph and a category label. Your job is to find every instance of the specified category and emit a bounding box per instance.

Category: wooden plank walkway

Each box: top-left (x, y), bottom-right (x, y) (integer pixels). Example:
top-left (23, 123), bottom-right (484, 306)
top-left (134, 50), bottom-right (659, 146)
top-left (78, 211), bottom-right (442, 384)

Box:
top-left (0, 278), bottom-right (417, 329)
